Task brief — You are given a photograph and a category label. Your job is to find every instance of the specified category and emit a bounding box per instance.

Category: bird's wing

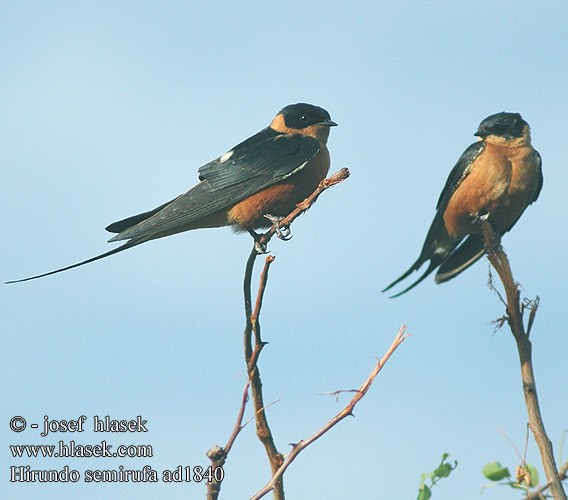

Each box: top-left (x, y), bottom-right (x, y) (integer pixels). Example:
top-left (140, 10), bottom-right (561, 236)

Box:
top-left (417, 141), bottom-right (486, 258)
top-left (108, 128), bottom-right (322, 242)
top-left (382, 141), bottom-right (486, 296)
top-left (427, 145), bottom-right (541, 286)
top-left (530, 150), bottom-right (543, 204)
top-left (435, 141), bottom-right (486, 213)
top-left (434, 234), bottom-right (486, 283)
top-left (106, 200), bottom-right (174, 234)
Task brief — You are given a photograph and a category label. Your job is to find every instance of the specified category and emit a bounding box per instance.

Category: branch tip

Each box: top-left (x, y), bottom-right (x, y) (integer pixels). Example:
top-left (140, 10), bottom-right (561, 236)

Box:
top-left (481, 220), bottom-right (566, 500)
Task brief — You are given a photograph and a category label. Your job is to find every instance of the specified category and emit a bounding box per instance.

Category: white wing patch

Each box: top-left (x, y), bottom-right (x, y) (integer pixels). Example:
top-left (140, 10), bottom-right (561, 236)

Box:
top-left (279, 160), bottom-right (308, 180)
top-left (219, 150), bottom-right (234, 163)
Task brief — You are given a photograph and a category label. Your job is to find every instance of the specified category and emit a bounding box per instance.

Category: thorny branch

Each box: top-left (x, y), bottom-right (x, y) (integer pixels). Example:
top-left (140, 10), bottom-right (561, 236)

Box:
top-left (256, 168), bottom-right (350, 250)
top-left (243, 254), bottom-right (284, 499)
top-left (249, 326), bottom-right (410, 500)
top-left (205, 168), bottom-right (349, 499)
top-left (481, 219), bottom-right (567, 500)
top-left (206, 382), bottom-right (251, 500)
top-left (242, 168), bottom-right (350, 499)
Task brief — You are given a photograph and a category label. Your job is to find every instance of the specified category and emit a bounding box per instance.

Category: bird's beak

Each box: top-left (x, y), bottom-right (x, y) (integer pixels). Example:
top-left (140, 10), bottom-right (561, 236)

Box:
top-left (319, 119), bottom-right (338, 127)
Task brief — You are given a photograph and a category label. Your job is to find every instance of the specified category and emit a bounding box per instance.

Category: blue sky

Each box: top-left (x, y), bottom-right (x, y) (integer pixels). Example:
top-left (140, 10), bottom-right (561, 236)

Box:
top-left (2, 2), bottom-right (567, 499)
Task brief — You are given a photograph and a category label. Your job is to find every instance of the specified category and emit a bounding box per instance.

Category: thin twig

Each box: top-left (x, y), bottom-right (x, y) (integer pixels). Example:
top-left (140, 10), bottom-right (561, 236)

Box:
top-left (243, 247), bottom-right (257, 356)
top-left (525, 461), bottom-right (568, 500)
top-left (498, 424), bottom-right (524, 462)
top-left (224, 382), bottom-right (251, 456)
top-left (249, 326), bottom-right (410, 500)
top-left (256, 168), bottom-right (350, 249)
top-left (205, 388), bottom-right (282, 500)
top-left (240, 399), bottom-right (281, 429)
top-left (201, 168), bottom-right (349, 500)
top-left (240, 168), bottom-right (350, 500)
top-left (250, 255), bottom-right (275, 348)
top-left (206, 381), bottom-right (251, 500)
top-left (243, 253), bottom-right (284, 499)
top-left (481, 220), bottom-right (567, 500)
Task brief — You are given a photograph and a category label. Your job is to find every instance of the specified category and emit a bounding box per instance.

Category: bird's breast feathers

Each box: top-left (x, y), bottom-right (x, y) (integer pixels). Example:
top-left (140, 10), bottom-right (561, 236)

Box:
top-left (443, 142), bottom-right (540, 238)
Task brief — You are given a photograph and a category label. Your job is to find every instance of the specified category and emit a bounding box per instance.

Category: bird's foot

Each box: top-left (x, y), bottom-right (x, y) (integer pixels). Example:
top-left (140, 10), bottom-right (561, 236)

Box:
top-left (471, 212), bottom-right (501, 254)
top-left (248, 229), bottom-right (269, 254)
top-left (470, 211), bottom-right (490, 225)
top-left (264, 214), bottom-right (292, 241)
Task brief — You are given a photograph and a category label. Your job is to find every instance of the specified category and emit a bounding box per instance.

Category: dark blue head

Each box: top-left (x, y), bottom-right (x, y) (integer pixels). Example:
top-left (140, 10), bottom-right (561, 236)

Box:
top-left (278, 103), bottom-right (337, 130)
top-left (474, 112), bottom-right (527, 139)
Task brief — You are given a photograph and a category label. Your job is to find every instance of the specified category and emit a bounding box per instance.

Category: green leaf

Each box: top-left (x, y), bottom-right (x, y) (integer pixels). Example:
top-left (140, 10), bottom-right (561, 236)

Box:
top-left (418, 453), bottom-right (458, 497)
top-left (434, 463), bottom-right (453, 479)
top-left (526, 463), bottom-right (539, 487)
top-left (482, 462), bottom-right (511, 481)
top-left (417, 484), bottom-right (432, 500)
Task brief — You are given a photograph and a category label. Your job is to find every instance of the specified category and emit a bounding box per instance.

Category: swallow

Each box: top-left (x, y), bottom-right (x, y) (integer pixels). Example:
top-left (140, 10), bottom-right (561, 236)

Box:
top-left (383, 112), bottom-right (542, 297)
top-left (7, 103), bottom-right (337, 283)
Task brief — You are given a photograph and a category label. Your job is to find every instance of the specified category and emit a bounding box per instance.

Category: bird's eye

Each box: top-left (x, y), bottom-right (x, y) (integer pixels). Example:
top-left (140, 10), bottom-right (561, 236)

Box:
top-left (299, 114), bottom-right (310, 123)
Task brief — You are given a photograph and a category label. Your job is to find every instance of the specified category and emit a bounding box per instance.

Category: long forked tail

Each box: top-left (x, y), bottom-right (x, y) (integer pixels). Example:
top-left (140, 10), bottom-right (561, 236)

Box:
top-left (383, 259), bottom-right (440, 298)
top-left (381, 258), bottom-right (423, 294)
top-left (5, 239), bottom-right (143, 284)
top-left (435, 235), bottom-right (486, 283)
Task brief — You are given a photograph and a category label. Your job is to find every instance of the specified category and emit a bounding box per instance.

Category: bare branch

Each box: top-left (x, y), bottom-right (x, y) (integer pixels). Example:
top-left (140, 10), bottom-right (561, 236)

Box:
top-left (249, 326), bottom-right (410, 500)
top-left (206, 381), bottom-right (251, 500)
top-left (239, 168), bottom-right (350, 500)
top-left (320, 389), bottom-right (362, 402)
top-left (256, 168), bottom-right (350, 249)
top-left (242, 252), bottom-right (284, 499)
top-left (481, 220), bottom-right (567, 500)
top-left (526, 296), bottom-right (540, 337)
top-left (225, 382), bottom-right (251, 456)
top-left (250, 255), bottom-right (275, 348)
top-left (204, 168), bottom-right (349, 499)
top-left (525, 460), bottom-right (568, 500)
top-left (242, 399), bottom-right (281, 429)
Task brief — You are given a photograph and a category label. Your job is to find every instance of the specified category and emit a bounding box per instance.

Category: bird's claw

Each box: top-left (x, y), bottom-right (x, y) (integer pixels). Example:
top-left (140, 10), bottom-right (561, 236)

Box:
top-left (254, 240), bottom-right (269, 254)
top-left (248, 229), bottom-right (270, 254)
top-left (470, 211), bottom-right (490, 225)
top-left (264, 214), bottom-right (293, 241)
top-left (471, 212), bottom-right (501, 253)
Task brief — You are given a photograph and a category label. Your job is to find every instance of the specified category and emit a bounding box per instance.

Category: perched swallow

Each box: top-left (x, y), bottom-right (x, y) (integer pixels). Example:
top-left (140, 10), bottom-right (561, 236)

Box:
top-left (383, 112), bottom-right (542, 297)
top-left (7, 103), bottom-right (337, 283)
